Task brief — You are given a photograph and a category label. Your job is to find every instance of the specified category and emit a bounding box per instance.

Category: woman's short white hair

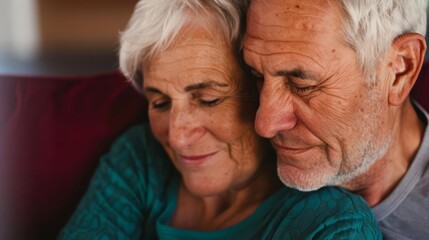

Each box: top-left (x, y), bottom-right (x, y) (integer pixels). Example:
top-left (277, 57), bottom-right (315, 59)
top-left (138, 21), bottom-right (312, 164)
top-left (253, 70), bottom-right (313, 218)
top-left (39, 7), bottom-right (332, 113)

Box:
top-left (119, 0), bottom-right (249, 89)
top-left (338, 0), bottom-right (428, 83)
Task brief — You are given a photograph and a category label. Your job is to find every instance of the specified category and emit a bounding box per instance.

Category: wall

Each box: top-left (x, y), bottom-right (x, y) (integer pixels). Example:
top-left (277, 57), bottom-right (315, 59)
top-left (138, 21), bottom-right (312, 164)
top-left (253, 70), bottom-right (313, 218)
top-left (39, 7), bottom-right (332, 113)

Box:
top-left (37, 0), bottom-right (137, 54)
top-left (0, 0), bottom-right (137, 75)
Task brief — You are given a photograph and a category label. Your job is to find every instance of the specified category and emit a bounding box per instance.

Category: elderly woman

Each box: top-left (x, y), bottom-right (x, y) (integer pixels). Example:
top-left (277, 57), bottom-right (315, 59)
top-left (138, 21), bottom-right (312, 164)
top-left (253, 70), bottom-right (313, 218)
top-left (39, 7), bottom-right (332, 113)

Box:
top-left (60, 0), bottom-right (381, 239)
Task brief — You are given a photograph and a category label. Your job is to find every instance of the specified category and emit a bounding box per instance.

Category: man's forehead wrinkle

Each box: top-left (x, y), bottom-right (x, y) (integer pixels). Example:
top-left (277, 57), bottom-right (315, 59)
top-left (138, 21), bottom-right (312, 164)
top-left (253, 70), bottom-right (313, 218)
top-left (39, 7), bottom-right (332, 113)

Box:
top-left (269, 51), bottom-right (325, 72)
top-left (258, 0), bottom-right (334, 14)
top-left (247, 19), bottom-right (336, 45)
top-left (251, 1), bottom-right (336, 29)
top-left (244, 46), bottom-right (325, 74)
top-left (246, 34), bottom-right (315, 47)
top-left (244, 40), bottom-right (316, 56)
top-left (249, 16), bottom-right (332, 35)
top-left (244, 38), bottom-right (325, 67)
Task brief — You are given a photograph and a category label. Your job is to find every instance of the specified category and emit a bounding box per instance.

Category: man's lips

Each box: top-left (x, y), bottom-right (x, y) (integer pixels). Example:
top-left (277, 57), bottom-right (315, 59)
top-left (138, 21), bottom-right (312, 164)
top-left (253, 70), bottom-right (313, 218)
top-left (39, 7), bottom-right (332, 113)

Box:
top-left (273, 143), bottom-right (312, 154)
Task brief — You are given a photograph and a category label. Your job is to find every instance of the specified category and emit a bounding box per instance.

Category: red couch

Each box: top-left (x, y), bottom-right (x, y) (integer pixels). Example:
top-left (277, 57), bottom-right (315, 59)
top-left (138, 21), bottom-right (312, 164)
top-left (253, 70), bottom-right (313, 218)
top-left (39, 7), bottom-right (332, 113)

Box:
top-left (0, 63), bottom-right (428, 239)
top-left (0, 72), bottom-right (147, 239)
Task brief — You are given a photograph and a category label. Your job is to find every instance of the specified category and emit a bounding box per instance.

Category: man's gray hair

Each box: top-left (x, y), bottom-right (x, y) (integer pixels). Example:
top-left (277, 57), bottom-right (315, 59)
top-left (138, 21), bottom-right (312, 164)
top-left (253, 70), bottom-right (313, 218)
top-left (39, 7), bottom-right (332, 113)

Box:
top-left (338, 0), bottom-right (428, 83)
top-left (119, 0), bottom-right (249, 89)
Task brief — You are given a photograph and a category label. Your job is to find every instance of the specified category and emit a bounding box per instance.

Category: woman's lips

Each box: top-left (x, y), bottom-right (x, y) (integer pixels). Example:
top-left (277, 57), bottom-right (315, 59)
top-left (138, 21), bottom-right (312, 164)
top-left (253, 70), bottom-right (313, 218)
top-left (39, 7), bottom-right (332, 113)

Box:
top-left (178, 152), bottom-right (217, 167)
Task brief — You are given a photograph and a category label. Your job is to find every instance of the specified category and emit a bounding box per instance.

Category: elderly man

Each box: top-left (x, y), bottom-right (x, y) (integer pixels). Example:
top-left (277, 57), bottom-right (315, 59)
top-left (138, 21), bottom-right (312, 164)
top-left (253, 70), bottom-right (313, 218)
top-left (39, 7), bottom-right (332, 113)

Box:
top-left (243, 0), bottom-right (428, 239)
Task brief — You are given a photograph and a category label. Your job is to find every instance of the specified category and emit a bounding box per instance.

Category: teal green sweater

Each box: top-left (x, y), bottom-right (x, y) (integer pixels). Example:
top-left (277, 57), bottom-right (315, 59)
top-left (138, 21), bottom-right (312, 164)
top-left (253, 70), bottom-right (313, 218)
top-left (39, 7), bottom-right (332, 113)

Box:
top-left (60, 124), bottom-right (381, 239)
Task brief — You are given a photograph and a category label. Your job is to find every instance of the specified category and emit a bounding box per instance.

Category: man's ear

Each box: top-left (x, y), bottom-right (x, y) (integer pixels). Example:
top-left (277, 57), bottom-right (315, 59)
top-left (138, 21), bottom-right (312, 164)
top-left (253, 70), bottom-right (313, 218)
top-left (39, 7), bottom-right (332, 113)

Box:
top-left (388, 33), bottom-right (427, 106)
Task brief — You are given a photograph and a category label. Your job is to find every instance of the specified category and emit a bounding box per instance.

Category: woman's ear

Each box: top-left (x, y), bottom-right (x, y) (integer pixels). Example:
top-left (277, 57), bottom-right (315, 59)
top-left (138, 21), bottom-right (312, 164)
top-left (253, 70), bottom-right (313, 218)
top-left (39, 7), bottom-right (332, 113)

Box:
top-left (388, 33), bottom-right (427, 105)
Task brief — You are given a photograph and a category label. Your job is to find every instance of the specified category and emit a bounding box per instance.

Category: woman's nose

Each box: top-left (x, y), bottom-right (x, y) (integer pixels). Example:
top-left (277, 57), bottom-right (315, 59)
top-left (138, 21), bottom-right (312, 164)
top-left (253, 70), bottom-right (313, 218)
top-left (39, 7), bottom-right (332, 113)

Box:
top-left (254, 81), bottom-right (297, 138)
top-left (168, 105), bottom-right (204, 150)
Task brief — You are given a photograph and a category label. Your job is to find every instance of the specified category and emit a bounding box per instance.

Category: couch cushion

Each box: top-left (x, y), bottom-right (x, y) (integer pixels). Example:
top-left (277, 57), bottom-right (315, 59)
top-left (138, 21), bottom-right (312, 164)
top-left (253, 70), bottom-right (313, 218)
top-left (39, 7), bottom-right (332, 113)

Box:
top-left (0, 71), bottom-right (147, 239)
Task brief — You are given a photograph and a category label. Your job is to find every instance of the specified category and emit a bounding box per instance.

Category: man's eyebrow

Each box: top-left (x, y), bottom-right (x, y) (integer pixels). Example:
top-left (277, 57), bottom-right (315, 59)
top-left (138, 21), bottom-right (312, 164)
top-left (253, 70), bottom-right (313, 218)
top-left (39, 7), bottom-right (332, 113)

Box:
top-left (276, 69), bottom-right (318, 81)
top-left (184, 81), bottom-right (229, 92)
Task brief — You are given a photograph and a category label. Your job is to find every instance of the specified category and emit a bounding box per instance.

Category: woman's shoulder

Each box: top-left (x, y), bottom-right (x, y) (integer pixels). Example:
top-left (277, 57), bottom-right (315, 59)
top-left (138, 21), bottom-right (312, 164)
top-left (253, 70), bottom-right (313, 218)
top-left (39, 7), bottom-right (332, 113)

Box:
top-left (285, 186), bottom-right (375, 221)
top-left (106, 123), bottom-right (167, 162)
top-left (274, 186), bottom-right (371, 212)
top-left (101, 123), bottom-right (175, 183)
top-left (310, 186), bottom-right (371, 210)
top-left (111, 123), bottom-right (158, 152)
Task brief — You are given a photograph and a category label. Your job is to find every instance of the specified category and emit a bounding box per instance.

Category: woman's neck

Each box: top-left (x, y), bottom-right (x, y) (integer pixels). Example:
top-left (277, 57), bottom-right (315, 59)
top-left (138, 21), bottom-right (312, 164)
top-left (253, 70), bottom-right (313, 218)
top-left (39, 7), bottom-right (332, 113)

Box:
top-left (169, 160), bottom-right (282, 231)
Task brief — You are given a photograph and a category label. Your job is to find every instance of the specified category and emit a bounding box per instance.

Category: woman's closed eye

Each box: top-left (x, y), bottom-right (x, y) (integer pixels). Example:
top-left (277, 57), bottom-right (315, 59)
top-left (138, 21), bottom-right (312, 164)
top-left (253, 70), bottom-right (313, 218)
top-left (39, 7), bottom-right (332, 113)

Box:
top-left (151, 98), bottom-right (171, 111)
top-left (193, 93), bottom-right (223, 107)
top-left (199, 97), bottom-right (222, 107)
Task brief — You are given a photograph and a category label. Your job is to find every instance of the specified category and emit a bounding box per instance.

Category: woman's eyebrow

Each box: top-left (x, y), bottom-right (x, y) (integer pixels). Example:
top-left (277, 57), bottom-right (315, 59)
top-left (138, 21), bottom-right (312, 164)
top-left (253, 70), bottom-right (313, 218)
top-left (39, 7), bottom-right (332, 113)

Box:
top-left (143, 87), bottom-right (163, 96)
top-left (143, 81), bottom-right (230, 95)
top-left (184, 81), bottom-right (229, 92)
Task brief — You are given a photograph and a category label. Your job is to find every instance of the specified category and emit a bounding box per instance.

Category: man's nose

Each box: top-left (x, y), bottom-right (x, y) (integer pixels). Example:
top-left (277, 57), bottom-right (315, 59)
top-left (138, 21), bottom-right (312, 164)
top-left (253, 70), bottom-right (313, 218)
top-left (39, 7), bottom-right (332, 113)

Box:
top-left (168, 104), bottom-right (204, 150)
top-left (255, 81), bottom-right (297, 138)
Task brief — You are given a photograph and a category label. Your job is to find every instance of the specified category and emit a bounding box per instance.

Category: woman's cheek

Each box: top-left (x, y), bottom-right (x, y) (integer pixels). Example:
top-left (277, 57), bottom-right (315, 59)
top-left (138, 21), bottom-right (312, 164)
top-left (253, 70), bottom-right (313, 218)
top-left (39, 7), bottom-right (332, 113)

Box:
top-left (149, 111), bottom-right (170, 144)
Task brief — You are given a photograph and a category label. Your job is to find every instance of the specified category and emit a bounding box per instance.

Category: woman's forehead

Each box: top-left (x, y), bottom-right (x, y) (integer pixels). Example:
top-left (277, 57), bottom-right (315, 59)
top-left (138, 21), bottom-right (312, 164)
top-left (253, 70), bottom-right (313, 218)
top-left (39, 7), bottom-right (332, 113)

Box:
top-left (143, 28), bottom-right (241, 86)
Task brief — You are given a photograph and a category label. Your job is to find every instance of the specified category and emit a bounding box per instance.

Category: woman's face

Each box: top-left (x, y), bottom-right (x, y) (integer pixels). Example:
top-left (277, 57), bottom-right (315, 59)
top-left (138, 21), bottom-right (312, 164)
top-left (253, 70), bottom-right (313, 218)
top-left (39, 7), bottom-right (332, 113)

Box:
top-left (143, 23), bottom-right (266, 197)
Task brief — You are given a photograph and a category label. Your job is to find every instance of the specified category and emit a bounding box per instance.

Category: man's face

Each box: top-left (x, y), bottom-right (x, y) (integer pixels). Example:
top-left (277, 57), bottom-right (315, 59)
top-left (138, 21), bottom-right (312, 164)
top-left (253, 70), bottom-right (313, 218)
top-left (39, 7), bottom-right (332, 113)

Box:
top-left (243, 0), bottom-right (392, 191)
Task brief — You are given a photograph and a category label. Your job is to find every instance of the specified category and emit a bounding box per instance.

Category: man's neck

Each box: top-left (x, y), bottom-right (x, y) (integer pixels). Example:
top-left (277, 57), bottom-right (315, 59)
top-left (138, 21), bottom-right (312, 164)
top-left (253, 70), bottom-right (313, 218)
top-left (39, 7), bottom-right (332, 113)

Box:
top-left (341, 99), bottom-right (425, 207)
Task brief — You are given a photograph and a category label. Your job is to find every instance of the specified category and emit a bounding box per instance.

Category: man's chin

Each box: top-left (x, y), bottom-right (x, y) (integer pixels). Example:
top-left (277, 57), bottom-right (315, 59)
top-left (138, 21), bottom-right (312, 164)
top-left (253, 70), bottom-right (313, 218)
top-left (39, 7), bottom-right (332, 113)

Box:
top-left (276, 161), bottom-right (335, 192)
top-left (278, 175), bottom-right (325, 192)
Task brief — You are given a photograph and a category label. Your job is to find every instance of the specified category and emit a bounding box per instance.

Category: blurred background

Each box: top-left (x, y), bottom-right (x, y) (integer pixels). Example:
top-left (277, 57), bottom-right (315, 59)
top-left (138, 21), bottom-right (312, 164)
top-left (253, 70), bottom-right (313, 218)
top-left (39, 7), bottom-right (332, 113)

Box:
top-left (0, 0), bottom-right (137, 75)
top-left (0, 1), bottom-right (137, 238)
top-left (0, 0), bottom-right (428, 76)
top-left (0, 1), bottom-right (428, 239)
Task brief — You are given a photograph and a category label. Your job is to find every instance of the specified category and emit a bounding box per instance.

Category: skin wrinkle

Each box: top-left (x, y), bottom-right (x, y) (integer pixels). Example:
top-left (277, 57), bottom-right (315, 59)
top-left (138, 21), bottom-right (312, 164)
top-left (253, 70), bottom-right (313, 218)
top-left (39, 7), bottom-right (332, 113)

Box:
top-left (333, 87), bottom-right (390, 184)
top-left (270, 71), bottom-right (351, 135)
top-left (227, 129), bottom-right (257, 169)
top-left (256, 1), bottom-right (333, 20)
top-left (155, 53), bottom-right (228, 66)
top-left (143, 14), bottom-right (283, 229)
top-left (247, 2), bottom-right (338, 34)
top-left (148, 64), bottom-right (235, 85)
top-left (243, 42), bottom-right (328, 75)
top-left (244, 0), bottom-right (396, 191)
top-left (278, 69), bottom-right (318, 81)
top-left (175, 14), bottom-right (225, 47)
top-left (146, 82), bottom-right (245, 111)
top-left (246, 28), bottom-right (332, 42)
top-left (248, 19), bottom-right (329, 32)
